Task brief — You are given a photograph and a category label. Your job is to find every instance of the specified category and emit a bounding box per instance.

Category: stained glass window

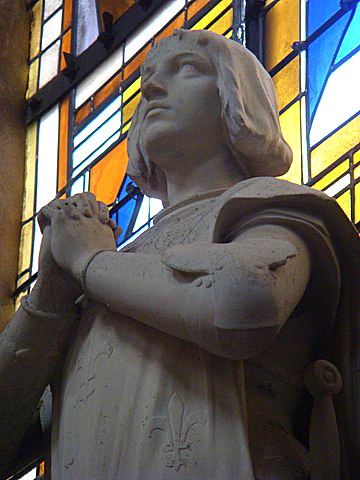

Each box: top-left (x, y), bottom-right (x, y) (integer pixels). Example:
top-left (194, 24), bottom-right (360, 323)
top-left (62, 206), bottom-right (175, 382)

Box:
top-left (262, 0), bottom-right (360, 223)
top-left (15, 0), bottom-right (239, 306)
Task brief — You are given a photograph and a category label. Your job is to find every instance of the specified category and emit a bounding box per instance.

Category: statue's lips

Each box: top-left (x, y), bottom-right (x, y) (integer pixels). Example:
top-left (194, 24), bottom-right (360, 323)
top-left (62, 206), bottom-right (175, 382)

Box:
top-left (144, 104), bottom-right (169, 118)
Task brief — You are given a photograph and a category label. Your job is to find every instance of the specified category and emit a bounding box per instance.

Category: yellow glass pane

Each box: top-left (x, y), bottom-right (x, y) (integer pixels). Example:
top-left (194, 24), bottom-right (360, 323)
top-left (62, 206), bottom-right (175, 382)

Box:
top-left (272, 57), bottom-right (299, 111)
top-left (123, 77), bottom-right (141, 103)
top-left (89, 140), bottom-right (128, 205)
top-left (355, 182), bottom-right (360, 223)
top-left (312, 159), bottom-right (349, 191)
top-left (26, 58), bottom-right (39, 100)
top-left (122, 92), bottom-right (141, 125)
top-left (23, 122), bottom-right (37, 220)
top-left (278, 100), bottom-right (302, 184)
top-left (265, 0), bottom-right (300, 71)
top-left (192, 0), bottom-right (232, 30)
top-left (156, 12), bottom-right (185, 43)
top-left (30, 0), bottom-right (43, 59)
top-left (208, 8), bottom-right (232, 35)
top-left (17, 221), bottom-right (34, 280)
top-left (336, 189), bottom-right (351, 219)
top-left (58, 96), bottom-right (69, 191)
top-left (353, 149), bottom-right (360, 173)
top-left (225, 30), bottom-right (232, 39)
top-left (188, 0), bottom-right (209, 20)
top-left (122, 121), bottom-right (131, 134)
top-left (311, 113), bottom-right (360, 178)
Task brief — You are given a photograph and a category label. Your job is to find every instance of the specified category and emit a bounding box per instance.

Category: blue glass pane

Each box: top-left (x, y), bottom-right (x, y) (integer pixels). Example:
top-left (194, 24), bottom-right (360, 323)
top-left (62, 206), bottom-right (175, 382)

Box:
top-left (111, 175), bottom-right (138, 246)
top-left (310, 49), bottom-right (360, 145)
top-left (335, 4), bottom-right (360, 64)
top-left (308, 11), bottom-right (351, 119)
top-left (308, 0), bottom-right (339, 35)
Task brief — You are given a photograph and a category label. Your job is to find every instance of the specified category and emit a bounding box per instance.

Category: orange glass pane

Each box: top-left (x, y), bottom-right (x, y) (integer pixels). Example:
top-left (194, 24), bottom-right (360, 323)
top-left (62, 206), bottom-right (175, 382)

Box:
top-left (310, 113), bottom-right (360, 178)
top-left (39, 462), bottom-right (45, 475)
top-left (58, 96), bottom-right (69, 191)
top-left (89, 139), bottom-right (128, 205)
top-left (61, 29), bottom-right (72, 70)
top-left (155, 12), bottom-right (185, 43)
top-left (30, 0), bottom-right (43, 59)
top-left (278, 100), bottom-right (302, 184)
top-left (188, 0), bottom-right (210, 20)
top-left (63, 0), bottom-right (73, 31)
top-left (265, 0), bottom-right (300, 71)
top-left (272, 57), bottom-right (299, 111)
top-left (192, 0), bottom-right (232, 30)
top-left (94, 72), bottom-right (122, 110)
top-left (122, 92), bottom-right (141, 126)
top-left (75, 101), bottom-right (91, 125)
top-left (124, 44), bottom-right (151, 79)
top-left (208, 8), bottom-right (232, 34)
top-left (98, 0), bottom-right (135, 29)
top-left (336, 189), bottom-right (351, 220)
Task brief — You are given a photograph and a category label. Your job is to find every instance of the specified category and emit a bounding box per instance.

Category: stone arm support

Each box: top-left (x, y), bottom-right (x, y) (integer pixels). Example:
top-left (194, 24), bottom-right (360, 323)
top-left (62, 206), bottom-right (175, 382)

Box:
top-left (0, 273), bottom-right (78, 474)
top-left (84, 224), bottom-right (311, 360)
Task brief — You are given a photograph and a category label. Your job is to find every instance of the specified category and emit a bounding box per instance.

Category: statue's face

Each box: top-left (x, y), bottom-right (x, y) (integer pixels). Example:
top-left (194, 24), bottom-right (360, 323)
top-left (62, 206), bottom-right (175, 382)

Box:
top-left (138, 38), bottom-right (223, 168)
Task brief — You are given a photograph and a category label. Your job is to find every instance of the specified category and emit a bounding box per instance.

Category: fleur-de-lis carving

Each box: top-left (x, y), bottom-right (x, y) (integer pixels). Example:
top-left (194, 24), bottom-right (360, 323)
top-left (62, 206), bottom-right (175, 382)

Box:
top-left (149, 393), bottom-right (207, 471)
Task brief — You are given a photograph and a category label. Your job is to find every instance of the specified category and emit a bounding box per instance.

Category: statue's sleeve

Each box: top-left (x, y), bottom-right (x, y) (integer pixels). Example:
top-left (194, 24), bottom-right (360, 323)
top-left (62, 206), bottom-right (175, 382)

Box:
top-left (161, 206), bottom-right (341, 348)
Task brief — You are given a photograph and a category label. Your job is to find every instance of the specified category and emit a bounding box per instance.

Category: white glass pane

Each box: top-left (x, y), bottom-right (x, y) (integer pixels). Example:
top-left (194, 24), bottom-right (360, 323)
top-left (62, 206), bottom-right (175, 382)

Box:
top-left (41, 9), bottom-right (63, 50)
top-left (124, 0), bottom-right (185, 63)
top-left (76, 0), bottom-right (99, 55)
top-left (310, 50), bottom-right (360, 146)
top-left (133, 196), bottom-right (150, 231)
top-left (149, 198), bottom-right (163, 217)
top-left (19, 467), bottom-right (37, 480)
top-left (73, 112), bottom-right (121, 168)
top-left (75, 46), bottom-right (124, 108)
top-left (71, 175), bottom-right (85, 196)
top-left (36, 105), bottom-right (59, 212)
top-left (31, 222), bottom-right (42, 276)
top-left (324, 174), bottom-right (350, 197)
top-left (74, 96), bottom-right (122, 147)
top-left (72, 131), bottom-right (121, 177)
top-left (39, 40), bottom-right (60, 88)
top-left (44, 0), bottom-right (62, 20)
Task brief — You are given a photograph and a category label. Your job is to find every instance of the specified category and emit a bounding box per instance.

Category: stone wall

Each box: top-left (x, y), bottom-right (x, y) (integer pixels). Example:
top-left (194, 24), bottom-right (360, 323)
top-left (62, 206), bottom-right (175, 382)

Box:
top-left (0, 1), bottom-right (30, 329)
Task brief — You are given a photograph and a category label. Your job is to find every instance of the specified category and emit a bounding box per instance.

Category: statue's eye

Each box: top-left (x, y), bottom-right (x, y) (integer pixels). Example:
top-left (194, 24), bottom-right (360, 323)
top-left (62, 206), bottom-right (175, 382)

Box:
top-left (179, 62), bottom-right (198, 74)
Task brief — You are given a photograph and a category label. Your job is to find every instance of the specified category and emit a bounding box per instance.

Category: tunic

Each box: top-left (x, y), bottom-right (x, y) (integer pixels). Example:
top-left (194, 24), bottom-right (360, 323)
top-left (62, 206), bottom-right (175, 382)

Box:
top-left (49, 178), bottom-right (356, 479)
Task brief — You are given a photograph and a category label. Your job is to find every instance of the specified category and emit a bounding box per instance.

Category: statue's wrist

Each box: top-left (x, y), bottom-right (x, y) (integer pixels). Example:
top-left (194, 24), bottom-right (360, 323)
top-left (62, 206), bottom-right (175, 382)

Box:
top-left (31, 272), bottom-right (80, 315)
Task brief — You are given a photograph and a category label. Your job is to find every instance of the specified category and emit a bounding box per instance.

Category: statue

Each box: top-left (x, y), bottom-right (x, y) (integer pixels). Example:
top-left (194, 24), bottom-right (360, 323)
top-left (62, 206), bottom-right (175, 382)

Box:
top-left (1, 29), bottom-right (359, 480)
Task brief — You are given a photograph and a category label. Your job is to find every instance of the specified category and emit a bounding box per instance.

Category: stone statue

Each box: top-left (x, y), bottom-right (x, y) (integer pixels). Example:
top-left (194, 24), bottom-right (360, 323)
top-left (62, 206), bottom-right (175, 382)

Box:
top-left (1, 29), bottom-right (359, 479)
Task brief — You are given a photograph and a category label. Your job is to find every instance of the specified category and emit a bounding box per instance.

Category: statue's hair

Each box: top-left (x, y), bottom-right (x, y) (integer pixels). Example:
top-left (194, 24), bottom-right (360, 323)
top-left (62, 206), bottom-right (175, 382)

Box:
top-left (127, 29), bottom-right (292, 203)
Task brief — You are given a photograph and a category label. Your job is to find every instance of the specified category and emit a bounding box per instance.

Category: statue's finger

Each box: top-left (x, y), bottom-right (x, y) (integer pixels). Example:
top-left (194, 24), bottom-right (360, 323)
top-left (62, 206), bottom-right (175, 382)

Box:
top-left (84, 192), bottom-right (99, 215)
top-left (98, 201), bottom-right (110, 224)
top-left (38, 204), bottom-right (63, 232)
top-left (69, 194), bottom-right (92, 218)
top-left (108, 218), bottom-right (122, 240)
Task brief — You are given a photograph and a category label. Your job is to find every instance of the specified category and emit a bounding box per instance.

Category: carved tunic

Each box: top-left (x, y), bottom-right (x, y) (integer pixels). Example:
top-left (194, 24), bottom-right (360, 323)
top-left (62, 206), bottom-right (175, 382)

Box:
top-left (50, 178), bottom-right (343, 480)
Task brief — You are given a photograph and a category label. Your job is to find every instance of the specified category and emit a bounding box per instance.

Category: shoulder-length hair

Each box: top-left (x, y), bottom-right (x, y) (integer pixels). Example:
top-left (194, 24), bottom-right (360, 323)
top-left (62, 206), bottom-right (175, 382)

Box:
top-left (127, 29), bottom-right (292, 204)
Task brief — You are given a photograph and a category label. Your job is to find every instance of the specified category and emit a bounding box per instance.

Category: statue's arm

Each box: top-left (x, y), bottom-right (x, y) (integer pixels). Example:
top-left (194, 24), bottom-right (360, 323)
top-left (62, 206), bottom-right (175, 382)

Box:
top-left (83, 223), bottom-right (311, 359)
top-left (0, 229), bottom-right (80, 474)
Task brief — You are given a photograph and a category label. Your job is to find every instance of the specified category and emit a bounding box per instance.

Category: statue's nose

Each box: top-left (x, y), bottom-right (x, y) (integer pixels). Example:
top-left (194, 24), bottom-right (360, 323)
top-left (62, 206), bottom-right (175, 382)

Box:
top-left (141, 75), bottom-right (167, 102)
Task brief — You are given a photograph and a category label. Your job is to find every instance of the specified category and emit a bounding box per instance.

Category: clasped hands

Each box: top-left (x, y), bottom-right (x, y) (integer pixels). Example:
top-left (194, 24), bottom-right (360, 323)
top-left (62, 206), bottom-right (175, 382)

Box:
top-left (37, 192), bottom-right (120, 285)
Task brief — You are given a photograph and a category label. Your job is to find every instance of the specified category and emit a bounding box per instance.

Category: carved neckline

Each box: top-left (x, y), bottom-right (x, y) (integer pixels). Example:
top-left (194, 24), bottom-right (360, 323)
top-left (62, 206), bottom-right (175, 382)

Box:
top-left (154, 188), bottom-right (228, 224)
